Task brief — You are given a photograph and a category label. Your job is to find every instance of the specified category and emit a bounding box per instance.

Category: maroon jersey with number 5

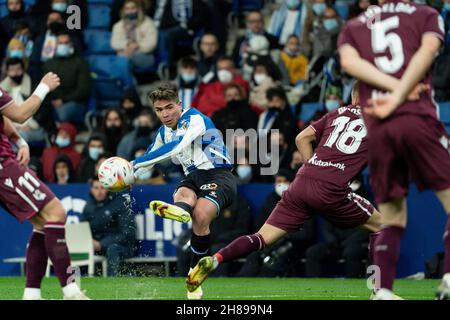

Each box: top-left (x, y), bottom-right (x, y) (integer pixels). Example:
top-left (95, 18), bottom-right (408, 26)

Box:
top-left (337, 1), bottom-right (445, 122)
top-left (298, 105), bottom-right (368, 187)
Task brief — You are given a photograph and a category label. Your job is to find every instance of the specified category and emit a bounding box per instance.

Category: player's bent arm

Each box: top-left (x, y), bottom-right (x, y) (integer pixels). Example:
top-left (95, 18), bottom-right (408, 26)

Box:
top-left (1, 95), bottom-right (44, 124)
top-left (339, 45), bottom-right (400, 92)
top-left (295, 126), bottom-right (316, 163)
top-left (394, 34), bottom-right (441, 104)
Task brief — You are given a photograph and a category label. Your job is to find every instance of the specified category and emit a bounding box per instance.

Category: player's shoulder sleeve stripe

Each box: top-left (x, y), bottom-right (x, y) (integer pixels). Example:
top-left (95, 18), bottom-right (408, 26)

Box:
top-left (0, 99), bottom-right (14, 111)
top-left (423, 31), bottom-right (445, 42)
top-left (309, 124), bottom-right (317, 133)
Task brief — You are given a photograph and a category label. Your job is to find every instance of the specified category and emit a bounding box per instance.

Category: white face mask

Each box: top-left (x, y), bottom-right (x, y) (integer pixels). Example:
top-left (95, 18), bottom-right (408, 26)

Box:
top-left (217, 69), bottom-right (233, 83)
top-left (275, 183), bottom-right (289, 196)
top-left (254, 73), bottom-right (267, 85)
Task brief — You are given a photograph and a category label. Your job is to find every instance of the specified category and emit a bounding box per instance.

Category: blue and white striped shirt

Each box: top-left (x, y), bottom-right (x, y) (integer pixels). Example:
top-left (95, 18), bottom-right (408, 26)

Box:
top-left (134, 108), bottom-right (232, 175)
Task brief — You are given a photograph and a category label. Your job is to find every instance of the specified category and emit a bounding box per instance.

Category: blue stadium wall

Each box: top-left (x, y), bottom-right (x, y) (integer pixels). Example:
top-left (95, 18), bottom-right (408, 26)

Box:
top-left (0, 183), bottom-right (447, 277)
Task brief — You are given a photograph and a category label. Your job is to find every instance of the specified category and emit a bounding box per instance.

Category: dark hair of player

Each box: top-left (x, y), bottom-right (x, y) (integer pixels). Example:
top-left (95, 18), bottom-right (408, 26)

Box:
top-left (148, 82), bottom-right (180, 104)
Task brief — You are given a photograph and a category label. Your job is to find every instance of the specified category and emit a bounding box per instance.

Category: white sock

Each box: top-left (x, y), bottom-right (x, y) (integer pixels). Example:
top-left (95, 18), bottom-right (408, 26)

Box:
top-left (23, 288), bottom-right (42, 300)
top-left (443, 273), bottom-right (450, 285)
top-left (62, 282), bottom-right (81, 297)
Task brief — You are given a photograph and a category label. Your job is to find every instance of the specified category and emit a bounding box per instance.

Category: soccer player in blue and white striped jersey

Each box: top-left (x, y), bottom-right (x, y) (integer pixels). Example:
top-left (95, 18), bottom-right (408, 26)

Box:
top-left (133, 83), bottom-right (237, 299)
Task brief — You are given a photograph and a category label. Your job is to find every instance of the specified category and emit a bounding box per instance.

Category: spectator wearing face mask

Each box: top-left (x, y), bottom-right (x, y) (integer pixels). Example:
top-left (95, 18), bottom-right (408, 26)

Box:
top-left (324, 85), bottom-right (344, 112)
top-left (101, 108), bottom-right (129, 154)
top-left (42, 31), bottom-right (90, 123)
top-left (211, 83), bottom-right (258, 135)
top-left (12, 21), bottom-right (34, 60)
top-left (175, 56), bottom-right (200, 110)
top-left (117, 109), bottom-right (157, 161)
top-left (132, 145), bottom-right (166, 185)
top-left (52, 154), bottom-right (76, 184)
top-left (269, 0), bottom-right (307, 45)
top-left (192, 56), bottom-right (250, 117)
top-left (197, 33), bottom-right (220, 83)
top-left (1, 58), bottom-right (46, 145)
top-left (301, 0), bottom-right (330, 57)
top-left (257, 86), bottom-right (297, 143)
top-left (119, 88), bottom-right (143, 129)
top-left (41, 122), bottom-right (81, 182)
top-left (249, 61), bottom-right (280, 112)
top-left (0, 0), bottom-right (31, 56)
top-left (234, 156), bottom-right (254, 184)
top-left (111, 0), bottom-right (158, 70)
top-left (5, 38), bottom-right (28, 70)
top-left (310, 6), bottom-right (342, 60)
top-left (77, 134), bottom-right (106, 183)
top-left (278, 35), bottom-right (309, 87)
top-left (28, 11), bottom-right (65, 84)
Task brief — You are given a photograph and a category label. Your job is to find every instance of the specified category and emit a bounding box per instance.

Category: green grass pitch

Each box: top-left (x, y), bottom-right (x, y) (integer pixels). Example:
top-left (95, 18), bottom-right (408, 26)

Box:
top-left (0, 277), bottom-right (441, 300)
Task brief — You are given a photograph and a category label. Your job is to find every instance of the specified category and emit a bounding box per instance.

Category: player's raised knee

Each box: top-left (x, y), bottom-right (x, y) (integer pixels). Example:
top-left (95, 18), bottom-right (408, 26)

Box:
top-left (40, 198), bottom-right (67, 223)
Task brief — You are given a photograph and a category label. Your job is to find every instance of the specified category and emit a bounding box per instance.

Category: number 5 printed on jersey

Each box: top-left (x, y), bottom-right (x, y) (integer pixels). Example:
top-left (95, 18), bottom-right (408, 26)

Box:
top-left (371, 16), bottom-right (405, 74)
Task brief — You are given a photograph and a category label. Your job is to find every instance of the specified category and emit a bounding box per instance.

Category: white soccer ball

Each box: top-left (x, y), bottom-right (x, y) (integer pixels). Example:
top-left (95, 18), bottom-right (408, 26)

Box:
top-left (98, 156), bottom-right (135, 192)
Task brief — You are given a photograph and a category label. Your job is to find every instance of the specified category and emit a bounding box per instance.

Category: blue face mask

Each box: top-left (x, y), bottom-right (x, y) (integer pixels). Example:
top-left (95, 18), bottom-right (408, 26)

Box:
top-left (325, 99), bottom-right (340, 111)
top-left (444, 3), bottom-right (450, 10)
top-left (55, 136), bottom-right (70, 148)
top-left (181, 73), bottom-right (197, 83)
top-left (286, 0), bottom-right (300, 9)
top-left (89, 147), bottom-right (104, 161)
top-left (9, 49), bottom-right (24, 59)
top-left (236, 165), bottom-right (252, 182)
top-left (52, 3), bottom-right (67, 13)
top-left (312, 3), bottom-right (326, 16)
top-left (323, 18), bottom-right (338, 31)
top-left (56, 44), bottom-right (74, 57)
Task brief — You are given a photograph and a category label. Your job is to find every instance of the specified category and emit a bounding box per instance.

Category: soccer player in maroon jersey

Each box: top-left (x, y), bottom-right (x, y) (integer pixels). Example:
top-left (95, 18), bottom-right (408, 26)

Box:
top-left (0, 73), bottom-right (89, 300)
top-left (186, 83), bottom-right (384, 295)
top-left (338, 0), bottom-right (450, 299)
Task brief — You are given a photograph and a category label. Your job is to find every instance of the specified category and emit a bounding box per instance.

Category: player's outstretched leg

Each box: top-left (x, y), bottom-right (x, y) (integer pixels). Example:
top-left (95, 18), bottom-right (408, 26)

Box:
top-left (40, 199), bottom-right (90, 300)
top-left (150, 200), bottom-right (191, 223)
top-left (186, 232), bottom-right (267, 292)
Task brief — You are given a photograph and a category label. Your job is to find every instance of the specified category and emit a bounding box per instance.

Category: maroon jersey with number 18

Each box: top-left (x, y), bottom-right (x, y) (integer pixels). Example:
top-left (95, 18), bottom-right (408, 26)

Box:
top-left (298, 105), bottom-right (368, 187)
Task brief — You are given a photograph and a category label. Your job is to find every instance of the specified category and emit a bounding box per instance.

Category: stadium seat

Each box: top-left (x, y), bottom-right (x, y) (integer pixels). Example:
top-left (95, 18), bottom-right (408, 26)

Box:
top-left (232, 0), bottom-right (264, 13)
top-left (84, 29), bottom-right (115, 54)
top-left (439, 101), bottom-right (450, 123)
top-left (439, 101), bottom-right (450, 134)
top-left (0, 1), bottom-right (7, 18)
top-left (335, 2), bottom-right (349, 20)
top-left (299, 102), bottom-right (324, 123)
top-left (87, 55), bottom-right (134, 105)
top-left (87, 4), bottom-right (111, 29)
top-left (46, 222), bottom-right (107, 277)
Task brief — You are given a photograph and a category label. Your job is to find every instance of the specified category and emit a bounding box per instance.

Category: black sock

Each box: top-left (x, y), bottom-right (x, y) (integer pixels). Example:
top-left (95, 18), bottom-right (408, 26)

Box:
top-left (190, 232), bottom-right (210, 269)
top-left (174, 202), bottom-right (193, 216)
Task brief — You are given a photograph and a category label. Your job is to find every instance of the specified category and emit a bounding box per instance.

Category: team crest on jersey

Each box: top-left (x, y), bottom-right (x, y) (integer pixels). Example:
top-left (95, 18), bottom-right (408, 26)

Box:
top-left (200, 183), bottom-right (218, 191)
top-left (4, 178), bottom-right (13, 189)
top-left (179, 120), bottom-right (189, 130)
top-left (209, 191), bottom-right (217, 198)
